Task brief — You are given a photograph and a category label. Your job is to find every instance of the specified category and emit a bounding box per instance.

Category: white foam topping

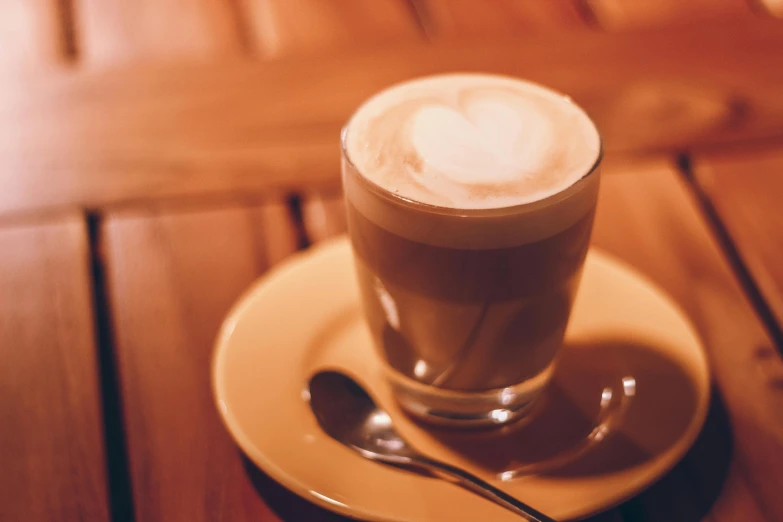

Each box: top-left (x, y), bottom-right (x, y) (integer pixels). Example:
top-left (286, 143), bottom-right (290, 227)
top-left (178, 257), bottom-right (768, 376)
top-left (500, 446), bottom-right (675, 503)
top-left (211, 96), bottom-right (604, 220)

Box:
top-left (344, 74), bottom-right (600, 210)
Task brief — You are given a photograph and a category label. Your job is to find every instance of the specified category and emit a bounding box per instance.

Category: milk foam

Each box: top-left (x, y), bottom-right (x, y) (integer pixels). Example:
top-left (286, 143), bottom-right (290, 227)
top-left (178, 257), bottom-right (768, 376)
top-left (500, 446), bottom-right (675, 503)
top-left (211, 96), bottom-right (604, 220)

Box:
top-left (344, 74), bottom-right (600, 210)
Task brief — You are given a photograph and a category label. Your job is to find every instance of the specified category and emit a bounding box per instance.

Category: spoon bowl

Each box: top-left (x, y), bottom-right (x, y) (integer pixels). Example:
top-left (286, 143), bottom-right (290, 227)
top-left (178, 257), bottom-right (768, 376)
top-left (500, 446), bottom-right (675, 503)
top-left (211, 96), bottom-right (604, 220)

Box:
top-left (309, 371), bottom-right (413, 461)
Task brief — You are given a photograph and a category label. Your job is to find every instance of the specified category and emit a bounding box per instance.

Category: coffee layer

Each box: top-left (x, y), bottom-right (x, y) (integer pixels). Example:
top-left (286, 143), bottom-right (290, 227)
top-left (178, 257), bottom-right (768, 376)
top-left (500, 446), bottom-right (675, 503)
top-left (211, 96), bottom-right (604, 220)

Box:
top-left (343, 157), bottom-right (599, 249)
top-left (348, 199), bottom-right (595, 390)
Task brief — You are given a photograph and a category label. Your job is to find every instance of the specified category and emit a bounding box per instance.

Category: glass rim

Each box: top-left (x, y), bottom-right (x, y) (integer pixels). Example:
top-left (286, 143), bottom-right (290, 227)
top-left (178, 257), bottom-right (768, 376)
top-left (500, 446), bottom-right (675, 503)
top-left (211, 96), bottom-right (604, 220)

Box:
top-left (340, 74), bottom-right (603, 219)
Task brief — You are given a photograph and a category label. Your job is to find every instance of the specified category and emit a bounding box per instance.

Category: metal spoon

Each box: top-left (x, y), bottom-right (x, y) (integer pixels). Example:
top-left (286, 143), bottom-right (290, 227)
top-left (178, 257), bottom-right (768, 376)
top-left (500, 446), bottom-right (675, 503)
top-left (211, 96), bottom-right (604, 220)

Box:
top-left (307, 370), bottom-right (556, 521)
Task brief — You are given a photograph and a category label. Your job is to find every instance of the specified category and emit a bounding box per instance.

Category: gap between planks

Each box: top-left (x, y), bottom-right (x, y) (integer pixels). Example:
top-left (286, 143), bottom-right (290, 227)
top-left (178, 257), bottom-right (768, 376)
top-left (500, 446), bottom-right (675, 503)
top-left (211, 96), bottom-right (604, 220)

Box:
top-left (675, 155), bottom-right (783, 354)
top-left (86, 211), bottom-right (137, 522)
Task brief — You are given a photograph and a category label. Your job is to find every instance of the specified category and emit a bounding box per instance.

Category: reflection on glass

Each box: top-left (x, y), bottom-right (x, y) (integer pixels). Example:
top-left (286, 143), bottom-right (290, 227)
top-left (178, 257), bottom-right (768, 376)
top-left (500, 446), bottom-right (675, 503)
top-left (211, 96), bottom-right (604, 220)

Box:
top-left (413, 360), bottom-right (429, 378)
top-left (500, 387), bottom-right (517, 406)
top-left (497, 372), bottom-right (636, 481)
top-left (374, 278), bottom-right (400, 330)
top-left (489, 409), bottom-right (512, 424)
top-left (623, 376), bottom-right (637, 397)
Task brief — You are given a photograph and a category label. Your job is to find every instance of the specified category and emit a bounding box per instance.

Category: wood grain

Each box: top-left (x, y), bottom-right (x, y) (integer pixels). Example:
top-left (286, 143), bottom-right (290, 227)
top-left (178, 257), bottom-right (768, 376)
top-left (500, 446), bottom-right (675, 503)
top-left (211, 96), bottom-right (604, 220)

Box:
top-left (0, 215), bottom-right (110, 522)
top-left (103, 201), bottom-right (299, 522)
top-left (2, 19), bottom-right (783, 217)
top-left (414, 0), bottom-right (587, 37)
top-left (74, 0), bottom-right (244, 64)
top-left (693, 149), bottom-right (783, 332)
top-left (242, 0), bottom-right (421, 56)
top-left (244, 0), bottom-right (419, 241)
top-left (593, 161), bottom-right (783, 522)
top-left (0, 0), bottom-right (65, 65)
top-left (586, 0), bottom-right (755, 29)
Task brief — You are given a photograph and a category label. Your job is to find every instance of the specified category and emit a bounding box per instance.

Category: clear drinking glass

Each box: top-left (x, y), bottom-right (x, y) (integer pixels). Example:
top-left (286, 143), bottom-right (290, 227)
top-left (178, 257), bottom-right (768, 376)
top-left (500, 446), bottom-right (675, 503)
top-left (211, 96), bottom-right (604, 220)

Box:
top-left (341, 77), bottom-right (602, 428)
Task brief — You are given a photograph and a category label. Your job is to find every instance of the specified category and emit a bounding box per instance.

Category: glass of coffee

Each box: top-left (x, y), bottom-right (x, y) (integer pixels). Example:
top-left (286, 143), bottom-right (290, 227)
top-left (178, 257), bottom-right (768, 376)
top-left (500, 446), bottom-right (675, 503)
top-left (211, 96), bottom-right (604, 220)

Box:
top-left (342, 74), bottom-right (601, 427)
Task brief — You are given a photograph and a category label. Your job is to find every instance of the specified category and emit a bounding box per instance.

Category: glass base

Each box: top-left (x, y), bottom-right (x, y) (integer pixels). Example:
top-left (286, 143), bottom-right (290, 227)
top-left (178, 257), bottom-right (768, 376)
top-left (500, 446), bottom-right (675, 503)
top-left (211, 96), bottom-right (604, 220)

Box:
top-left (387, 364), bottom-right (555, 428)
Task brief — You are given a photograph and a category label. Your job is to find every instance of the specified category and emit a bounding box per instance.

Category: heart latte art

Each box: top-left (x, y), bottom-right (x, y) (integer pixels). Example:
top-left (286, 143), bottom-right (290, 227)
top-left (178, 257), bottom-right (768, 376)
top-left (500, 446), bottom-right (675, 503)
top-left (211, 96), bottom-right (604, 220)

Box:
top-left (345, 74), bottom-right (600, 209)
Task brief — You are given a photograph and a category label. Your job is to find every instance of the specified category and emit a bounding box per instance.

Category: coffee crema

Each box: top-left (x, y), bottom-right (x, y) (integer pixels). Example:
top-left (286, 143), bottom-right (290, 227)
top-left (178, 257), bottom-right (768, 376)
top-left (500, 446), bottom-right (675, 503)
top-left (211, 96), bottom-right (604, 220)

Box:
top-left (345, 74), bottom-right (600, 211)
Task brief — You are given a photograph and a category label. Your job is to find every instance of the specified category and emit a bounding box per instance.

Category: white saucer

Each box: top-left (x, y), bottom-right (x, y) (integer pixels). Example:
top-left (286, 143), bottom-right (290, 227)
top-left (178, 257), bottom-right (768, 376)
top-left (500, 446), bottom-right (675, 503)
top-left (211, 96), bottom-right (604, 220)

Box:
top-left (213, 237), bottom-right (710, 521)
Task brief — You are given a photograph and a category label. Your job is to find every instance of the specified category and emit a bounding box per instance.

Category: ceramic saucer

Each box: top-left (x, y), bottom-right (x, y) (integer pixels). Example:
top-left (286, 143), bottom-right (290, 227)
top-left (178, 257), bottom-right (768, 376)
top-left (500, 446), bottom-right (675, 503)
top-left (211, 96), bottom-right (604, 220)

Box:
top-left (213, 237), bottom-right (710, 521)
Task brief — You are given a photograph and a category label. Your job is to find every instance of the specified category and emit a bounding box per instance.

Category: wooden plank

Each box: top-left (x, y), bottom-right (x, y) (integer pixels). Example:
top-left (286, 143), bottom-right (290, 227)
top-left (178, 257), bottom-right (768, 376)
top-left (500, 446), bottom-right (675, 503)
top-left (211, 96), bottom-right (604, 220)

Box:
top-left (74, 0), bottom-right (243, 64)
top-left (414, 0), bottom-right (587, 36)
top-left (592, 162), bottom-right (783, 522)
top-left (2, 19), bottom-right (783, 217)
top-left (103, 200), bottom-right (299, 522)
top-left (586, 0), bottom-right (755, 29)
top-left (242, 0), bottom-right (421, 56)
top-left (693, 149), bottom-right (783, 332)
top-left (0, 215), bottom-right (110, 522)
top-left (300, 159), bottom-right (783, 521)
top-left (244, 0), bottom-right (419, 239)
top-left (0, 0), bottom-right (65, 65)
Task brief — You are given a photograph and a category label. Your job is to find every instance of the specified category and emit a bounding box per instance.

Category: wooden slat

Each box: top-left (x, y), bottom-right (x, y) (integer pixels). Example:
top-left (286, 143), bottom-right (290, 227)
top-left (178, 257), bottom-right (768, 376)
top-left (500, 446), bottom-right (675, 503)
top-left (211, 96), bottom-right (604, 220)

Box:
top-left (1, 19), bottom-right (783, 217)
top-left (0, 0), bottom-right (65, 65)
top-left (414, 0), bottom-right (587, 36)
top-left (586, 0), bottom-right (755, 29)
top-left (0, 215), bottom-right (110, 522)
top-left (242, 0), bottom-right (421, 56)
top-left (75, 0), bottom-right (243, 64)
top-left (592, 162), bottom-right (783, 522)
top-left (244, 0), bottom-right (419, 240)
top-left (103, 201), bottom-right (299, 522)
top-left (299, 159), bottom-right (783, 521)
top-left (693, 149), bottom-right (783, 331)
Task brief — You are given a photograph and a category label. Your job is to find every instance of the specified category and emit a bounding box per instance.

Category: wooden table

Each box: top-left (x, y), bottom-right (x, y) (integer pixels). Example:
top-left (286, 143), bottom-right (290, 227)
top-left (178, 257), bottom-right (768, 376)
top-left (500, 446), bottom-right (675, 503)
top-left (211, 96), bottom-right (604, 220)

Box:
top-left (2, 1), bottom-right (783, 521)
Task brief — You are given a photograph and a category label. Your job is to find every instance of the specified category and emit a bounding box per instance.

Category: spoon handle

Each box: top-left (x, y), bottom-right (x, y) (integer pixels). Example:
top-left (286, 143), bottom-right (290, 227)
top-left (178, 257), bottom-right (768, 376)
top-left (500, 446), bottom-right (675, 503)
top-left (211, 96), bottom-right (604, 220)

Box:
top-left (415, 456), bottom-right (556, 522)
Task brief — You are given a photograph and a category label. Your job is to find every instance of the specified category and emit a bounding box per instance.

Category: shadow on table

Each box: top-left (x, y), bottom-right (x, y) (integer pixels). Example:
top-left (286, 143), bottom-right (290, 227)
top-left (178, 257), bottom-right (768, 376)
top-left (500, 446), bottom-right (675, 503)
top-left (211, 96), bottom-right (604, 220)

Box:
top-left (242, 339), bottom-right (733, 522)
top-left (421, 340), bottom-right (732, 520)
top-left (617, 390), bottom-right (733, 521)
top-left (241, 399), bottom-right (731, 522)
top-left (243, 456), bottom-right (356, 522)
top-left (424, 340), bottom-right (707, 478)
